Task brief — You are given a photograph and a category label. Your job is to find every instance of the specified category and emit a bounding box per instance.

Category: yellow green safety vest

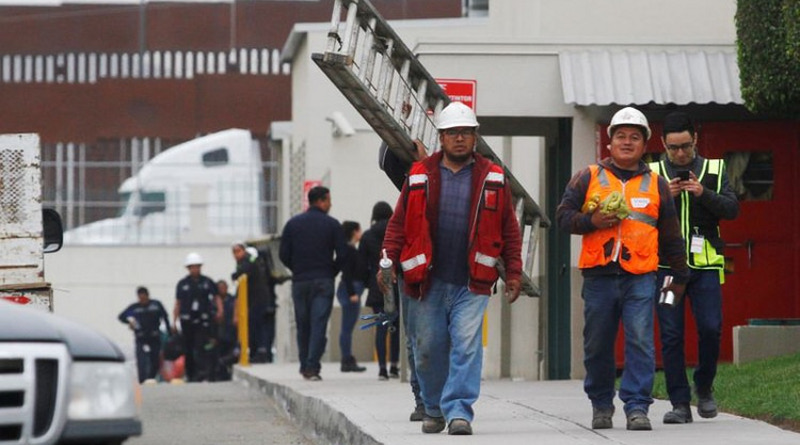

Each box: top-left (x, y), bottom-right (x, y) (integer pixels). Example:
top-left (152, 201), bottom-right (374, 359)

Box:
top-left (649, 159), bottom-right (726, 271)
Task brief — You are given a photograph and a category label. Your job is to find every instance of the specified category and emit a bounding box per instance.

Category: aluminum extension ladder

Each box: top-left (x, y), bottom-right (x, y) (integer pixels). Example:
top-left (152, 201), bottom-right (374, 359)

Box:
top-left (311, 0), bottom-right (550, 297)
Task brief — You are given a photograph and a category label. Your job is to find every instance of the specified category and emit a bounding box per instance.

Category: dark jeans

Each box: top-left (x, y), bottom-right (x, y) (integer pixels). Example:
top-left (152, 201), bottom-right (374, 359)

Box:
top-left (336, 280), bottom-right (364, 359)
top-left (582, 273), bottom-right (656, 415)
top-left (181, 322), bottom-right (211, 382)
top-left (135, 336), bottom-right (161, 383)
top-left (292, 278), bottom-right (335, 375)
top-left (656, 268), bottom-right (722, 405)
top-left (401, 280), bottom-right (422, 407)
top-left (249, 303), bottom-right (276, 362)
top-left (373, 307), bottom-right (399, 371)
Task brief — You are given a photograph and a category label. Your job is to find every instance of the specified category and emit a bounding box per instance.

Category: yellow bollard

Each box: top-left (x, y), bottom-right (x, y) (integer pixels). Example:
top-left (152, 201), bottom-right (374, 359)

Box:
top-left (237, 275), bottom-right (250, 367)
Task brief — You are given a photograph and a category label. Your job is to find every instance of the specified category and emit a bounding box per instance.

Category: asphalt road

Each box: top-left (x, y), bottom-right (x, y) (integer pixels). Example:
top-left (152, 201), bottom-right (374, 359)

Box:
top-left (127, 381), bottom-right (318, 445)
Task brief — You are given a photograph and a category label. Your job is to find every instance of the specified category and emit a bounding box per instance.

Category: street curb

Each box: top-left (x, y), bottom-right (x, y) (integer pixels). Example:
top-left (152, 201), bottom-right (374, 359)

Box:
top-left (233, 367), bottom-right (382, 445)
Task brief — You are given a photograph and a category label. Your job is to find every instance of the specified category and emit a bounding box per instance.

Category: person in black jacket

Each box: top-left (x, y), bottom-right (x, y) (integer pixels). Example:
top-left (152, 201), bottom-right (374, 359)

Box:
top-left (119, 286), bottom-right (171, 383)
top-left (361, 202), bottom-right (400, 381)
top-left (651, 111), bottom-right (739, 424)
top-left (173, 252), bottom-right (218, 382)
top-left (336, 221), bottom-right (367, 372)
top-left (279, 186), bottom-right (348, 380)
top-left (378, 143), bottom-right (427, 421)
top-left (232, 242), bottom-right (277, 364)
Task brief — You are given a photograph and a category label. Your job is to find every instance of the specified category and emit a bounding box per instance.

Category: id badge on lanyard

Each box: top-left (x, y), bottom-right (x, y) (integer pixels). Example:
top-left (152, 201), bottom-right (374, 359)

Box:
top-left (690, 227), bottom-right (704, 254)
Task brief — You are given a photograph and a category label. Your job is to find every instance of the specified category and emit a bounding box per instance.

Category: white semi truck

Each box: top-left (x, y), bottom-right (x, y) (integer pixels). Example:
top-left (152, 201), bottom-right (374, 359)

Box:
top-left (64, 128), bottom-right (265, 245)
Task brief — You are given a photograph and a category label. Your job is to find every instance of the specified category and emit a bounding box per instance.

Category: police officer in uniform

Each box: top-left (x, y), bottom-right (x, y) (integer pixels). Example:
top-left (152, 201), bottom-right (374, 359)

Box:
top-left (118, 286), bottom-right (171, 383)
top-left (650, 112), bottom-right (739, 424)
top-left (173, 252), bottom-right (218, 382)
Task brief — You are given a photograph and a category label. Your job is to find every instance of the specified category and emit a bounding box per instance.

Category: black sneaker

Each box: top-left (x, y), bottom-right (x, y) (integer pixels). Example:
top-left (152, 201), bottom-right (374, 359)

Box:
top-left (592, 406), bottom-right (614, 429)
top-left (421, 416), bottom-right (446, 434)
top-left (663, 404), bottom-right (693, 424)
top-left (626, 410), bottom-right (652, 431)
top-left (389, 365), bottom-right (399, 378)
top-left (409, 405), bottom-right (425, 422)
top-left (696, 387), bottom-right (718, 418)
top-left (378, 369), bottom-right (389, 381)
top-left (448, 419), bottom-right (472, 435)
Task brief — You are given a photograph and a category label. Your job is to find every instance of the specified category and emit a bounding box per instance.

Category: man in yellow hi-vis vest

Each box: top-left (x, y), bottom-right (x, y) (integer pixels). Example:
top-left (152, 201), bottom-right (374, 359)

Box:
top-left (650, 112), bottom-right (739, 425)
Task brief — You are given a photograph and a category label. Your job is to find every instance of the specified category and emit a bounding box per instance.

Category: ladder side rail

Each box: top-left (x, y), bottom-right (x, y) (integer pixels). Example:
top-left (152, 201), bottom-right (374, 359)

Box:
top-left (341, 2), bottom-right (360, 63)
top-left (324, 0), bottom-right (345, 54)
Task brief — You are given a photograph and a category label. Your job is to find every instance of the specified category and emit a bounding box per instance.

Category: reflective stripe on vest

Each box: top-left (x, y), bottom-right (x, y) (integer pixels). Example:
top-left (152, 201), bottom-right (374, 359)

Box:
top-left (578, 165), bottom-right (660, 274)
top-left (401, 253), bottom-right (428, 273)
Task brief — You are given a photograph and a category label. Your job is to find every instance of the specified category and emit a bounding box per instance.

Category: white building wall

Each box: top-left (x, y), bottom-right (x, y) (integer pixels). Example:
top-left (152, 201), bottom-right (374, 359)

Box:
top-left (40, 0), bottom-right (739, 378)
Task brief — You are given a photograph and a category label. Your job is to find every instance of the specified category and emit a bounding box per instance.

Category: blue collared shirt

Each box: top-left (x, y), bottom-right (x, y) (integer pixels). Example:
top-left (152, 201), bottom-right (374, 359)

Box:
top-left (432, 162), bottom-right (473, 285)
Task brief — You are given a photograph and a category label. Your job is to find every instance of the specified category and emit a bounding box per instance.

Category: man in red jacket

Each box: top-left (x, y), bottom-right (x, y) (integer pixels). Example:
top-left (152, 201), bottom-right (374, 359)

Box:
top-left (380, 102), bottom-right (522, 436)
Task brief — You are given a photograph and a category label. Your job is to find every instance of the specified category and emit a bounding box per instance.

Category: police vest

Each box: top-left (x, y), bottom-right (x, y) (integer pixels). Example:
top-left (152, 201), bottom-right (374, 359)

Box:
top-left (578, 165), bottom-right (660, 274)
top-left (649, 159), bottom-right (725, 270)
top-left (400, 162), bottom-right (507, 286)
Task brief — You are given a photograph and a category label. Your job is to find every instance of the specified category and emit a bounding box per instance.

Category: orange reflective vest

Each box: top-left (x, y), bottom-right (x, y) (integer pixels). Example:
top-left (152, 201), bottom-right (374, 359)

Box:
top-left (578, 165), bottom-right (660, 274)
top-left (400, 162), bottom-right (507, 287)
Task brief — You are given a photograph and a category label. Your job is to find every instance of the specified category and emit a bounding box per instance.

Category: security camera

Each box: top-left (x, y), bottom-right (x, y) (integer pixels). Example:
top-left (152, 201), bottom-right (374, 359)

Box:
top-left (326, 111), bottom-right (356, 137)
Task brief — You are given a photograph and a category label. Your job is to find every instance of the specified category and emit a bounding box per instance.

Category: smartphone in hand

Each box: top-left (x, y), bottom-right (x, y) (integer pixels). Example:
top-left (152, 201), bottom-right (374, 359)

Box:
top-left (675, 170), bottom-right (690, 181)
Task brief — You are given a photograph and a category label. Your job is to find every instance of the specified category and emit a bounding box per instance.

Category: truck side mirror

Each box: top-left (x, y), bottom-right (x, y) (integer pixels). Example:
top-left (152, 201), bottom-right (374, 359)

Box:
top-left (43, 208), bottom-right (63, 253)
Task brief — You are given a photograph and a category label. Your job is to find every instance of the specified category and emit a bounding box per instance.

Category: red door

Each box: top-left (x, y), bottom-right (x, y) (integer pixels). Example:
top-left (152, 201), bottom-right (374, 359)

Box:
top-left (700, 121), bottom-right (799, 362)
top-left (601, 120), bottom-right (800, 366)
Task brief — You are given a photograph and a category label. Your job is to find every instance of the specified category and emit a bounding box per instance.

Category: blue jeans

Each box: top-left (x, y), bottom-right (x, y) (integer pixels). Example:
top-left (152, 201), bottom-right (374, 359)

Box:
top-left (400, 279), bottom-right (423, 407)
top-left (292, 278), bottom-right (335, 374)
top-left (336, 280), bottom-right (364, 359)
top-left (656, 268), bottom-right (722, 405)
top-left (582, 273), bottom-right (656, 415)
top-left (406, 278), bottom-right (489, 422)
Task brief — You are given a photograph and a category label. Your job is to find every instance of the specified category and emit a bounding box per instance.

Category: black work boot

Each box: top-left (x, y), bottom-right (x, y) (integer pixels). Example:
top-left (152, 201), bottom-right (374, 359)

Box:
top-left (696, 387), bottom-right (718, 418)
top-left (340, 356), bottom-right (366, 372)
top-left (663, 403), bottom-right (693, 424)
top-left (591, 406), bottom-right (614, 429)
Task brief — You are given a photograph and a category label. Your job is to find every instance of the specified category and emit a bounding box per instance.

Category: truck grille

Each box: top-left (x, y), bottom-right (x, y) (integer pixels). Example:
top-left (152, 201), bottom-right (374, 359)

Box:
top-left (0, 343), bottom-right (70, 445)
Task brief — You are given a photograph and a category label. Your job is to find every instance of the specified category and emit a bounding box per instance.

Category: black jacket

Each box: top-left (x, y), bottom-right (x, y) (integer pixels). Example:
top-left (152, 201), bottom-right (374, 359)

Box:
top-left (232, 253), bottom-right (275, 309)
top-left (175, 275), bottom-right (218, 324)
top-left (360, 219), bottom-right (393, 309)
top-left (656, 155), bottom-right (739, 253)
top-left (340, 243), bottom-right (368, 296)
top-left (279, 206), bottom-right (348, 282)
top-left (119, 299), bottom-right (170, 339)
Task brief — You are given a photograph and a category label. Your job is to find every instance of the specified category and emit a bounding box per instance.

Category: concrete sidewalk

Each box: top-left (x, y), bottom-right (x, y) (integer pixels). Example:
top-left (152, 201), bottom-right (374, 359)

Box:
top-left (234, 362), bottom-right (799, 445)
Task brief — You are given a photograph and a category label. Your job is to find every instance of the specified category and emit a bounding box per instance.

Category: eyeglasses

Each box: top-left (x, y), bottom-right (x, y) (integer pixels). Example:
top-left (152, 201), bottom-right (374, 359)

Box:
top-left (666, 142), bottom-right (694, 152)
top-left (442, 128), bottom-right (476, 138)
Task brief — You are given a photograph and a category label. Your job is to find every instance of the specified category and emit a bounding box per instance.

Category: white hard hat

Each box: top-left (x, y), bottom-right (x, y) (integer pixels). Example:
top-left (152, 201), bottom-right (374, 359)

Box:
top-left (436, 102), bottom-right (479, 130)
top-left (608, 107), bottom-right (651, 140)
top-left (184, 252), bottom-right (203, 267)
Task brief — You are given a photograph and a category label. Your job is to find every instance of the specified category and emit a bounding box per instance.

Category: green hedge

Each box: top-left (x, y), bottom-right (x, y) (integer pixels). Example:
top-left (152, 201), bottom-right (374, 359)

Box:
top-left (736, 0), bottom-right (800, 117)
